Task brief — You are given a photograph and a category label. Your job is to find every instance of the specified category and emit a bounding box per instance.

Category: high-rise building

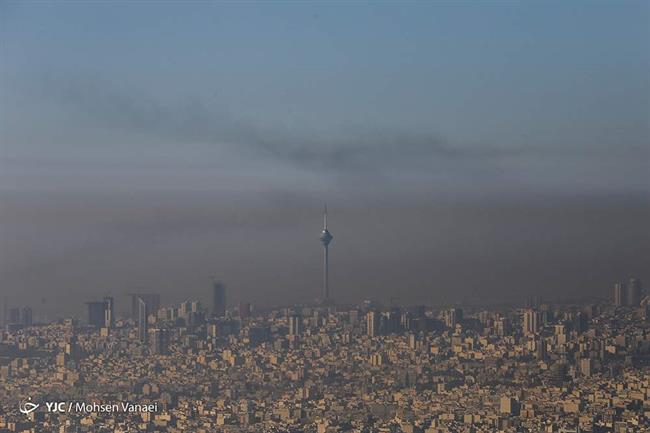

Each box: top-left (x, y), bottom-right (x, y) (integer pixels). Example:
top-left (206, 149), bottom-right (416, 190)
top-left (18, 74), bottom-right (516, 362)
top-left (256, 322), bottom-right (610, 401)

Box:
top-left (408, 333), bottom-right (417, 350)
top-left (523, 309), bottom-right (540, 335)
top-left (445, 308), bottom-right (463, 328)
top-left (129, 293), bottom-right (160, 319)
top-left (614, 282), bottom-right (626, 306)
top-left (138, 297), bottom-right (148, 343)
top-left (2, 296), bottom-right (7, 330)
top-left (8, 308), bottom-right (20, 325)
top-left (535, 338), bottom-right (547, 360)
top-left (319, 205), bottom-right (333, 302)
top-left (627, 277), bottom-right (643, 307)
top-left (149, 328), bottom-right (170, 355)
top-left (580, 358), bottom-right (592, 377)
top-left (178, 301), bottom-right (190, 320)
top-left (65, 334), bottom-right (79, 359)
top-left (525, 296), bottom-right (542, 309)
top-left (103, 296), bottom-right (114, 328)
top-left (212, 280), bottom-right (226, 317)
top-left (86, 301), bottom-right (106, 328)
top-left (366, 311), bottom-right (380, 337)
top-left (384, 308), bottom-right (402, 334)
top-left (573, 311), bottom-right (587, 334)
top-left (495, 317), bottom-right (511, 337)
top-left (238, 302), bottom-right (252, 319)
top-left (177, 300), bottom-right (203, 326)
top-left (289, 314), bottom-right (302, 336)
top-left (20, 307), bottom-right (32, 327)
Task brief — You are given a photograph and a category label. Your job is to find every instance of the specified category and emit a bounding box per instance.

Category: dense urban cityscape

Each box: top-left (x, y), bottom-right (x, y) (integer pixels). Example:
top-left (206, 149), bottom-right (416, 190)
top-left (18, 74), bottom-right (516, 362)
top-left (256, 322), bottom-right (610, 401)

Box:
top-left (1, 2), bottom-right (648, 433)
top-left (1, 270), bottom-right (648, 433)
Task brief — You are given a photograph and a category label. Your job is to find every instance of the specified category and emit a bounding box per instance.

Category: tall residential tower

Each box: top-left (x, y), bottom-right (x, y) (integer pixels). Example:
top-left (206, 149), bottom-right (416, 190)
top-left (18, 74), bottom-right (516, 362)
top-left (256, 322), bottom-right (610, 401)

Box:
top-left (138, 297), bottom-right (148, 343)
top-left (212, 280), bottom-right (226, 317)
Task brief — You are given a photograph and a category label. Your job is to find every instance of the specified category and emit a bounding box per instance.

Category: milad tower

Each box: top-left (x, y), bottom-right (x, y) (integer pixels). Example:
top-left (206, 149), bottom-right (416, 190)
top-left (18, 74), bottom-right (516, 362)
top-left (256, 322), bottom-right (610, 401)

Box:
top-left (319, 205), bottom-right (333, 302)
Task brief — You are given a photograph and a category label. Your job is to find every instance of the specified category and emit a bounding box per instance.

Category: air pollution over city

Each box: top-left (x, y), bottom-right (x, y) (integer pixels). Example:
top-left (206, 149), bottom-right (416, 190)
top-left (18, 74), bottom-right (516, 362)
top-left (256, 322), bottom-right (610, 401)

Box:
top-left (0, 2), bottom-right (649, 433)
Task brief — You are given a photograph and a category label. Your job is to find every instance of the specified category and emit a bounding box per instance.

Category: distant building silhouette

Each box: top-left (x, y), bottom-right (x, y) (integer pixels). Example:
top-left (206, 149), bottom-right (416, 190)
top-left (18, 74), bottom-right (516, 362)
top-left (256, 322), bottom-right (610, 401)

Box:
top-left (627, 277), bottom-right (643, 307)
top-left (525, 295), bottom-right (543, 309)
top-left (86, 301), bottom-right (106, 328)
top-left (289, 314), bottom-right (302, 336)
top-left (366, 311), bottom-right (379, 337)
top-left (86, 298), bottom-right (114, 329)
top-left (212, 280), bottom-right (226, 317)
top-left (523, 309), bottom-right (540, 335)
top-left (238, 302), bottom-right (252, 319)
top-left (614, 282), bottom-right (626, 306)
top-left (138, 297), bottom-right (148, 343)
top-left (20, 307), bottom-right (32, 326)
top-left (384, 308), bottom-right (402, 334)
top-left (129, 293), bottom-right (160, 319)
top-left (103, 296), bottom-right (114, 329)
top-left (2, 296), bottom-right (7, 330)
top-left (149, 328), bottom-right (170, 355)
top-left (8, 308), bottom-right (20, 325)
top-left (495, 317), bottom-right (511, 337)
top-left (445, 308), bottom-right (463, 328)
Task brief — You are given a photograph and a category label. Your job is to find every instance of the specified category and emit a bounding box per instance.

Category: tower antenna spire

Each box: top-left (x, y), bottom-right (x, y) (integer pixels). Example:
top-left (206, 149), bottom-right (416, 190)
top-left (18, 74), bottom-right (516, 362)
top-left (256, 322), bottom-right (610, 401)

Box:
top-left (324, 203), bottom-right (328, 229)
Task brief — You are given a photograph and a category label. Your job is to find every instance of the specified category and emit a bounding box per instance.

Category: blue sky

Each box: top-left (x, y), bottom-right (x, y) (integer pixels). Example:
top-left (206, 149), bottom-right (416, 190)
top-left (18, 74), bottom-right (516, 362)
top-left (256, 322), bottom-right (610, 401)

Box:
top-left (2, 1), bottom-right (648, 192)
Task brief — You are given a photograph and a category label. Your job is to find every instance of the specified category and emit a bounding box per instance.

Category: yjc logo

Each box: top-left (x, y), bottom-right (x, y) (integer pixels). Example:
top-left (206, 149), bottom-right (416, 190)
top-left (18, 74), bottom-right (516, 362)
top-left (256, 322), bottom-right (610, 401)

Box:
top-left (18, 398), bottom-right (39, 416)
top-left (45, 402), bottom-right (67, 412)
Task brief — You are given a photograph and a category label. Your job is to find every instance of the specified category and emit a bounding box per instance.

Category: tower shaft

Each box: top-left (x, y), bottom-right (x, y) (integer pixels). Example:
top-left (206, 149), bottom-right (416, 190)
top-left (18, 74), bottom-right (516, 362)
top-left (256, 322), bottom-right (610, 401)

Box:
top-left (319, 204), bottom-right (333, 303)
top-left (323, 244), bottom-right (329, 300)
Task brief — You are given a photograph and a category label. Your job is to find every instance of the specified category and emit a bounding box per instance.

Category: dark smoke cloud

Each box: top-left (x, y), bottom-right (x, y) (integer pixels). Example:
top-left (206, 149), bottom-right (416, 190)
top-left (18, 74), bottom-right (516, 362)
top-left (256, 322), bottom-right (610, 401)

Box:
top-left (34, 73), bottom-right (531, 173)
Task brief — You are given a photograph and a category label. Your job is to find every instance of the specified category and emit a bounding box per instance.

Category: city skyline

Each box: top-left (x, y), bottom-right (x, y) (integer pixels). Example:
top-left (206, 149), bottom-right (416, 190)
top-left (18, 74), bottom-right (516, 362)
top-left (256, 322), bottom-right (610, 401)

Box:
top-left (2, 274), bottom-right (649, 432)
top-left (0, 2), bottom-right (648, 432)
top-left (3, 270), bottom-right (646, 328)
top-left (0, 201), bottom-right (647, 320)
